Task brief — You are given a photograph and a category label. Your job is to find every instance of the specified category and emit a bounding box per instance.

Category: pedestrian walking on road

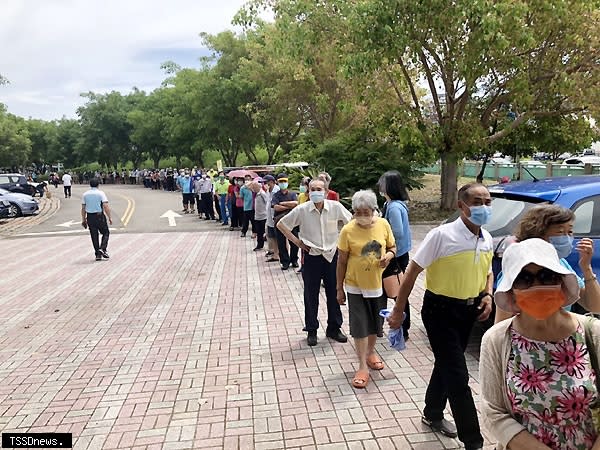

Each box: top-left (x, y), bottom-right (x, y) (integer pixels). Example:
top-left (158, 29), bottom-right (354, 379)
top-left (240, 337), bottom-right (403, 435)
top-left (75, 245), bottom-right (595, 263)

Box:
top-left (62, 172), bottom-right (72, 198)
top-left (81, 178), bottom-right (113, 261)
top-left (387, 183), bottom-right (493, 450)
top-left (278, 178), bottom-right (352, 346)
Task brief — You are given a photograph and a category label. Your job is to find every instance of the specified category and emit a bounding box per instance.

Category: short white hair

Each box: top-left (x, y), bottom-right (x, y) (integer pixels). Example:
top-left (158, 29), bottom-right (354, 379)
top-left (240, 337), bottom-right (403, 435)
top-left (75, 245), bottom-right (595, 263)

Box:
top-left (352, 190), bottom-right (377, 211)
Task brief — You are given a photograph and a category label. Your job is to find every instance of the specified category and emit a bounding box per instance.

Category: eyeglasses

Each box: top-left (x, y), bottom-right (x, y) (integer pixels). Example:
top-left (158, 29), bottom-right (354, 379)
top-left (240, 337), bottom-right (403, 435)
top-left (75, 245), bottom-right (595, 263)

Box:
top-left (513, 268), bottom-right (562, 290)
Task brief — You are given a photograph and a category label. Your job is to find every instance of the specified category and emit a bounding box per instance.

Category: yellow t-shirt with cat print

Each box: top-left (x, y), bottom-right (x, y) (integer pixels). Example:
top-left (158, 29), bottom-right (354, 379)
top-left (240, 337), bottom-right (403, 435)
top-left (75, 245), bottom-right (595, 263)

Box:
top-left (338, 217), bottom-right (395, 298)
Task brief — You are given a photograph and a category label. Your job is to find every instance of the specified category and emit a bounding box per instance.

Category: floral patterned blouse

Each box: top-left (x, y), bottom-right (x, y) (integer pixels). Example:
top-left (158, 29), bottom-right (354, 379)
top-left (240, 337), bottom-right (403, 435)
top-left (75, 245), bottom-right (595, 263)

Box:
top-left (506, 323), bottom-right (598, 449)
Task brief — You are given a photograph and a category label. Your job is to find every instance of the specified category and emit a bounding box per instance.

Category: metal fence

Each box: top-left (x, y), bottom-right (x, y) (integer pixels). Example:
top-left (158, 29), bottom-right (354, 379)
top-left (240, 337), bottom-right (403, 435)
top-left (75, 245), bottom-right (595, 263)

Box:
top-left (420, 161), bottom-right (600, 181)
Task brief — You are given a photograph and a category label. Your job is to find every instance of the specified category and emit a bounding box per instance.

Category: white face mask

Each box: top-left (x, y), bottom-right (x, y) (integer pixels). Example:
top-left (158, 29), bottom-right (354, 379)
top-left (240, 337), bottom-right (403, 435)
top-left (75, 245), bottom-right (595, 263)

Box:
top-left (355, 216), bottom-right (372, 227)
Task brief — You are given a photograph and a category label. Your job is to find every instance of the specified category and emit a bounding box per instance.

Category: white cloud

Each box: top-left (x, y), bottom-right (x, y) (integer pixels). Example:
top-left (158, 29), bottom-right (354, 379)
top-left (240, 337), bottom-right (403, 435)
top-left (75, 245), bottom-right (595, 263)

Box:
top-left (0, 0), bottom-right (252, 120)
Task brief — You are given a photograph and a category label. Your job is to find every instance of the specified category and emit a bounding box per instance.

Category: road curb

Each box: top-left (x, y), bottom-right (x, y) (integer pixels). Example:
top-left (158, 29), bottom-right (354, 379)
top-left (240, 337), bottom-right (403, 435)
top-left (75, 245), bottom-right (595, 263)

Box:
top-left (0, 195), bottom-right (61, 237)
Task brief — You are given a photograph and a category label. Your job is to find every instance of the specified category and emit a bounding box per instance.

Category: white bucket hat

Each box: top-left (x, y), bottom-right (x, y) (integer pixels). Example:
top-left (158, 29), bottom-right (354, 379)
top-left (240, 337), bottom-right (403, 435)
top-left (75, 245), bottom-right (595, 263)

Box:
top-left (494, 238), bottom-right (580, 313)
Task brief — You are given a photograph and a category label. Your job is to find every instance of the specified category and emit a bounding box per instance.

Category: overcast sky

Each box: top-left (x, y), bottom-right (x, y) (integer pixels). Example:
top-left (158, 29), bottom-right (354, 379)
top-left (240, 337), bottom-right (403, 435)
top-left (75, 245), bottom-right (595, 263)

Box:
top-left (0, 0), bottom-right (254, 120)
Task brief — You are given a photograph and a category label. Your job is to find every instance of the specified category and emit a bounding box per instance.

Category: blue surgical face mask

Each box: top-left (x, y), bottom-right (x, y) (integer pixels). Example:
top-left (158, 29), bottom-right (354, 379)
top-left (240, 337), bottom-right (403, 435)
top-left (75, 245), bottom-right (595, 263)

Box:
top-left (309, 191), bottom-right (325, 204)
top-left (279, 182), bottom-right (288, 190)
top-left (549, 235), bottom-right (574, 258)
top-left (468, 205), bottom-right (492, 226)
top-left (299, 186), bottom-right (307, 193)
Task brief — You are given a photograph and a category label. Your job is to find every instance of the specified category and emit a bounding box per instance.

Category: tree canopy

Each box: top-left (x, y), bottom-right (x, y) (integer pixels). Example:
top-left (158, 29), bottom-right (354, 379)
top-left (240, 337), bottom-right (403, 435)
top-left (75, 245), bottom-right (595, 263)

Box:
top-left (1, 0), bottom-right (599, 208)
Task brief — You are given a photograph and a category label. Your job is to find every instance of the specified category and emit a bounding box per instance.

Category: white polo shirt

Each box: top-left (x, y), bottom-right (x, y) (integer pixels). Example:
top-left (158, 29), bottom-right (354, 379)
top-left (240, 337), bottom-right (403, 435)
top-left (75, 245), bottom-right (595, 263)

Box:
top-left (279, 199), bottom-right (352, 262)
top-left (62, 174), bottom-right (72, 186)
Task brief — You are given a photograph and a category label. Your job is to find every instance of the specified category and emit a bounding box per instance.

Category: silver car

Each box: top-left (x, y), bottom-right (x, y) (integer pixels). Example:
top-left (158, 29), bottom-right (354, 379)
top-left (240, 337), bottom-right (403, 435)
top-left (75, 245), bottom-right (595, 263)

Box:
top-left (0, 188), bottom-right (39, 217)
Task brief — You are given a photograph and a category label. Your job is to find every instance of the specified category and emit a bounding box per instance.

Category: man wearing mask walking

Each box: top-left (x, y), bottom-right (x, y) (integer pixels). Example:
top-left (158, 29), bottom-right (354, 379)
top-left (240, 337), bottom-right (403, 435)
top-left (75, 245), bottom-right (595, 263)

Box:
top-left (277, 178), bottom-right (352, 346)
top-left (81, 178), bottom-right (113, 261)
top-left (388, 183), bottom-right (493, 450)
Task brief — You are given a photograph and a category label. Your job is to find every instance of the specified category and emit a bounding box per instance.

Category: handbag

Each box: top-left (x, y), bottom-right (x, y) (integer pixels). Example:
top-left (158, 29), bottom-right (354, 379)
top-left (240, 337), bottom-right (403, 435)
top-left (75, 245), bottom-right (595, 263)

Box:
top-left (584, 317), bottom-right (600, 432)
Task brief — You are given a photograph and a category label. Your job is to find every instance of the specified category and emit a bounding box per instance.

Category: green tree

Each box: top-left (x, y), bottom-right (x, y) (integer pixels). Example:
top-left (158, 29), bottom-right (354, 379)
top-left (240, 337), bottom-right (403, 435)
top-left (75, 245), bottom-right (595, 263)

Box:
top-left (0, 105), bottom-right (31, 169)
top-left (128, 89), bottom-right (171, 168)
top-left (77, 90), bottom-right (143, 168)
top-left (348, 0), bottom-right (600, 209)
top-left (25, 119), bottom-right (58, 165)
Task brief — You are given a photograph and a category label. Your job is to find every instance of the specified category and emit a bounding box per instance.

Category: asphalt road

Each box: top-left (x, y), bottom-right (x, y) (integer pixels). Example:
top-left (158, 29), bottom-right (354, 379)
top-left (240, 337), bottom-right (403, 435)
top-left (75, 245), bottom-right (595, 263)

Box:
top-left (11, 184), bottom-right (230, 237)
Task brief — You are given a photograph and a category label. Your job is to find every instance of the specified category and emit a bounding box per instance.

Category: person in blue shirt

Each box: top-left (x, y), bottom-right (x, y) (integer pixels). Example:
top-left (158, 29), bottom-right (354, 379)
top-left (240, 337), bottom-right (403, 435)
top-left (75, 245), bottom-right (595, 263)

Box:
top-left (494, 204), bottom-right (600, 323)
top-left (176, 170), bottom-right (195, 214)
top-left (378, 170), bottom-right (412, 339)
top-left (81, 178), bottom-right (113, 261)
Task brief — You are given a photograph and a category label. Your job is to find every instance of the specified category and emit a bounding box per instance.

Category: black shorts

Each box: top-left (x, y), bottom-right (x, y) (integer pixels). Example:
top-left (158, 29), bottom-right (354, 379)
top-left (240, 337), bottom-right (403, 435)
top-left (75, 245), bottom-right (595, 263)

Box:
top-left (182, 193), bottom-right (195, 205)
top-left (348, 293), bottom-right (387, 339)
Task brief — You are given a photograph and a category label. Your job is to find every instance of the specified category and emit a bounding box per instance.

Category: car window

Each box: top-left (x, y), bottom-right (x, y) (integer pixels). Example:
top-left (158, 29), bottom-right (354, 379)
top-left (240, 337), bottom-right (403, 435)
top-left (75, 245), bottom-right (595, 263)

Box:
top-left (572, 196), bottom-right (600, 236)
top-left (10, 176), bottom-right (22, 183)
top-left (483, 197), bottom-right (538, 237)
top-left (0, 176), bottom-right (9, 184)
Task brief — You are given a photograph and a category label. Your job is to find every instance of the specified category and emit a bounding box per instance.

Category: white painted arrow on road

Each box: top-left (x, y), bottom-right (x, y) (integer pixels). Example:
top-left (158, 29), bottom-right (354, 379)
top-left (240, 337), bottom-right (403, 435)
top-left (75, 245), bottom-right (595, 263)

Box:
top-left (56, 220), bottom-right (79, 228)
top-left (160, 210), bottom-right (181, 227)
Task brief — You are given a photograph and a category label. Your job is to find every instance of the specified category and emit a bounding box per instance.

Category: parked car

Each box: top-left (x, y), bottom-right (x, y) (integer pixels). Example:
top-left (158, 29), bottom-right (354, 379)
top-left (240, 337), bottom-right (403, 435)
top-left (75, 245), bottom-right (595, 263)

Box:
top-left (447, 176), bottom-right (600, 324)
top-left (561, 155), bottom-right (600, 166)
top-left (519, 160), bottom-right (546, 167)
top-left (490, 157), bottom-right (513, 165)
top-left (0, 199), bottom-right (10, 219)
top-left (0, 173), bottom-right (36, 196)
top-left (485, 175), bottom-right (600, 278)
top-left (0, 188), bottom-right (39, 217)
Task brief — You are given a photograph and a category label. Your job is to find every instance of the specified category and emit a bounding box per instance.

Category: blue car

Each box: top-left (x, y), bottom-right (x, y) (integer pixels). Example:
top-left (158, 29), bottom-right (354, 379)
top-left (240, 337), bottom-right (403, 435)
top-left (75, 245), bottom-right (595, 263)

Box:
top-left (485, 175), bottom-right (600, 282)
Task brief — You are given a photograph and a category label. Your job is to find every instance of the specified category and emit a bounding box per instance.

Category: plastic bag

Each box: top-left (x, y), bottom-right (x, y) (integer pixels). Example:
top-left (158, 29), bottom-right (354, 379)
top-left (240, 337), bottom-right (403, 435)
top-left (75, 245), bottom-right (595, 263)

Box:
top-left (379, 308), bottom-right (406, 351)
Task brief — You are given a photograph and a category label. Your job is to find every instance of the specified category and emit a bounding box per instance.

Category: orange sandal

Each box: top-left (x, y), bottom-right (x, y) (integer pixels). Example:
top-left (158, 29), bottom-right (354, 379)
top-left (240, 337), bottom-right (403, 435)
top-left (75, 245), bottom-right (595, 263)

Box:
top-left (352, 369), bottom-right (370, 388)
top-left (367, 354), bottom-right (384, 370)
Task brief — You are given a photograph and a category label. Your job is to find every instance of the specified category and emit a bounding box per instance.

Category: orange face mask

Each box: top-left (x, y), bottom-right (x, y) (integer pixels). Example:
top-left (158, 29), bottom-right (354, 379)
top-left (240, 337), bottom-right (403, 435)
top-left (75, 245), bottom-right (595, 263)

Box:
top-left (513, 285), bottom-right (565, 320)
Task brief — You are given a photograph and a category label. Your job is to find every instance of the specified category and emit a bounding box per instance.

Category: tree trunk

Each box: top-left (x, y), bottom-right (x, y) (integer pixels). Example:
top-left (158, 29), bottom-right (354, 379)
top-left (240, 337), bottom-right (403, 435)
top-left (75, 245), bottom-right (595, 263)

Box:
top-left (440, 152), bottom-right (458, 210)
top-left (153, 157), bottom-right (160, 169)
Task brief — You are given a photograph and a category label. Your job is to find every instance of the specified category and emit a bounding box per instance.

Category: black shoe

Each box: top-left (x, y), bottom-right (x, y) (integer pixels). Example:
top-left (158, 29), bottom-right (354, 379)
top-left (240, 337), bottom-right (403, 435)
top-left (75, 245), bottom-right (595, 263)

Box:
top-left (307, 333), bottom-right (317, 346)
top-left (465, 446), bottom-right (483, 450)
top-left (241, 233), bottom-right (246, 238)
top-left (421, 416), bottom-right (458, 438)
top-left (281, 264), bottom-right (289, 271)
top-left (265, 251), bottom-right (273, 256)
top-left (253, 247), bottom-right (263, 251)
top-left (99, 250), bottom-right (109, 259)
top-left (377, 330), bottom-right (384, 338)
top-left (326, 330), bottom-right (348, 343)
top-left (95, 255), bottom-right (102, 261)
top-left (403, 330), bottom-right (410, 341)
top-left (291, 262), bottom-right (299, 268)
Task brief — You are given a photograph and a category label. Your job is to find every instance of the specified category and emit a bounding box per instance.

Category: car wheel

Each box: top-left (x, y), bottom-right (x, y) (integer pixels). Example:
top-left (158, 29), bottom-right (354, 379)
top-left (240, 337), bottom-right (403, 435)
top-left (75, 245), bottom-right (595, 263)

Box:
top-left (8, 203), bottom-right (21, 218)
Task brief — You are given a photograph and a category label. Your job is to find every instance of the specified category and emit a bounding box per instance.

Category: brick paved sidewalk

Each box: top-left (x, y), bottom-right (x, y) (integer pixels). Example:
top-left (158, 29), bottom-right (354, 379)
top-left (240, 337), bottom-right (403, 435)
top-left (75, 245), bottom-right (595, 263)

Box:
top-left (0, 228), bottom-right (496, 449)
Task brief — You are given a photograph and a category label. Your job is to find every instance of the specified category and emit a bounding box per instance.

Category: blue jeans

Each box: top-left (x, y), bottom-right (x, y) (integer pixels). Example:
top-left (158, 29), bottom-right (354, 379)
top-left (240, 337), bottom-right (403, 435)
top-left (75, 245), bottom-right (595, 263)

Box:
top-left (219, 194), bottom-right (228, 224)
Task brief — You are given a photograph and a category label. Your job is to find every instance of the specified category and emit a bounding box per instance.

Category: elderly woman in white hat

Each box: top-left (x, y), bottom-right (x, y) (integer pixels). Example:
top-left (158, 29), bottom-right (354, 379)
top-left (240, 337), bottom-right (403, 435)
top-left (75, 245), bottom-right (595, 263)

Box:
top-left (480, 238), bottom-right (600, 450)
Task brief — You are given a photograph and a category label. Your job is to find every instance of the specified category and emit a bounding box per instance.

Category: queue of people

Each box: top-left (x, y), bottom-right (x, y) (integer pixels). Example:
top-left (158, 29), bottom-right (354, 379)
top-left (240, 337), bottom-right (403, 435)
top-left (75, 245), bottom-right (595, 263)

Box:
top-left (81, 162), bottom-right (600, 449)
